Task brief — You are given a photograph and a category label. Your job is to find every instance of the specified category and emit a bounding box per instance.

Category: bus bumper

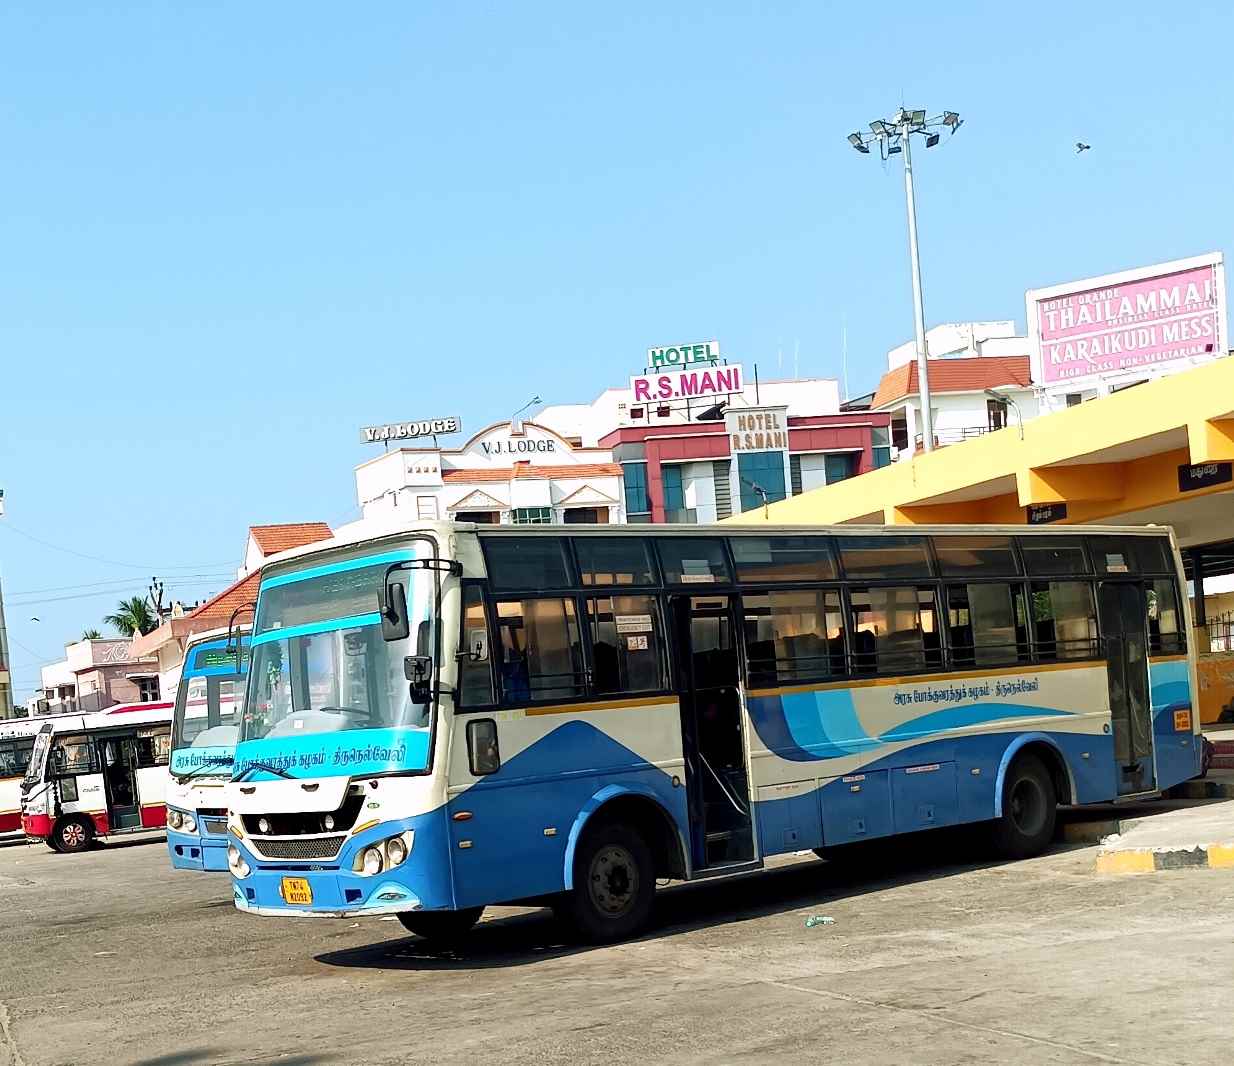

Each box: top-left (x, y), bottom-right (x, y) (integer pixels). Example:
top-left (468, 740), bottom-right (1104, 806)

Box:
top-left (229, 814), bottom-right (451, 918)
top-left (21, 813), bottom-right (52, 839)
top-left (167, 829), bottom-right (230, 872)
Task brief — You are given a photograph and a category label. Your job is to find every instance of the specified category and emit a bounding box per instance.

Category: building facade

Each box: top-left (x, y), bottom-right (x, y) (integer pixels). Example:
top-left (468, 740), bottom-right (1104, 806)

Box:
top-left (34, 638), bottom-right (161, 716)
top-left (355, 373), bottom-right (890, 525)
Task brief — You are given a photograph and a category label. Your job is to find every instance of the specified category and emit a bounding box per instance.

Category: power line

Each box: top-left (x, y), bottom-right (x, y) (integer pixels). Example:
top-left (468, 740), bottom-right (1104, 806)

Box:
top-left (9, 577), bottom-right (230, 608)
top-left (0, 521), bottom-right (235, 572)
top-left (7, 572), bottom-right (232, 597)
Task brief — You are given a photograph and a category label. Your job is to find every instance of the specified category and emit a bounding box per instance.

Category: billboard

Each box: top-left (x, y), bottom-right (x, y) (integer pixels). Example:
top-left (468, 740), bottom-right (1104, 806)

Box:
top-left (630, 363), bottom-right (744, 404)
top-left (1026, 253), bottom-right (1226, 389)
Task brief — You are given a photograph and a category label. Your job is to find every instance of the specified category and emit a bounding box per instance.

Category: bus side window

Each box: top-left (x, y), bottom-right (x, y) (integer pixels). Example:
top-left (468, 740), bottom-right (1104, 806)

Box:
top-left (458, 585), bottom-right (495, 708)
top-left (0, 743), bottom-right (15, 778)
top-left (947, 583), bottom-right (1027, 668)
top-left (1030, 581), bottom-right (1097, 661)
top-left (848, 586), bottom-right (937, 675)
top-left (495, 598), bottom-right (586, 704)
top-left (586, 595), bottom-right (666, 694)
top-left (137, 728), bottom-right (171, 768)
top-left (1146, 579), bottom-right (1185, 655)
top-left (54, 736), bottom-right (98, 775)
top-left (741, 589), bottom-right (844, 686)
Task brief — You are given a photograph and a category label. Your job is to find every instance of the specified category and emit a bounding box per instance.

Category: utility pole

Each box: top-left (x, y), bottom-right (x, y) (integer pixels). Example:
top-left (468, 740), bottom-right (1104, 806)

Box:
top-left (847, 108), bottom-right (963, 453)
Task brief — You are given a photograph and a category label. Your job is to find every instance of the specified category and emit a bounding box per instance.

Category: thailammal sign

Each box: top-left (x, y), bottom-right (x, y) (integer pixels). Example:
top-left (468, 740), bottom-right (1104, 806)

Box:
top-left (1027, 253), bottom-right (1227, 388)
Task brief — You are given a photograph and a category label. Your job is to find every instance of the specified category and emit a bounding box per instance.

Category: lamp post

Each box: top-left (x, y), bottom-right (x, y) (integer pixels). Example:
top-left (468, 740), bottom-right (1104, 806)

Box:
top-left (848, 109), bottom-right (962, 454)
top-left (984, 388), bottom-right (1024, 440)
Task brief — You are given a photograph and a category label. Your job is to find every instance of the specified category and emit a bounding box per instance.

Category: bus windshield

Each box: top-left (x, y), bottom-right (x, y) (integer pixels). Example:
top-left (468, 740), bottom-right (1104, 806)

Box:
top-left (170, 639), bottom-right (247, 777)
top-left (23, 730), bottom-right (51, 785)
top-left (237, 551), bottom-right (435, 779)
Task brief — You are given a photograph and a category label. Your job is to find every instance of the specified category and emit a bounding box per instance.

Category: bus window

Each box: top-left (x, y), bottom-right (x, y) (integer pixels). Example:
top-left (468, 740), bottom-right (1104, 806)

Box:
top-left (1146, 580), bottom-right (1186, 655)
top-left (575, 537), bottom-right (656, 587)
top-left (730, 536), bottom-right (838, 584)
top-left (1020, 537), bottom-right (1089, 577)
top-left (495, 598), bottom-right (586, 703)
top-left (482, 537), bottom-right (573, 591)
top-left (586, 595), bottom-right (666, 694)
top-left (458, 585), bottom-right (495, 708)
top-left (657, 539), bottom-right (731, 586)
top-left (136, 727), bottom-right (171, 768)
top-left (934, 535), bottom-right (1019, 577)
top-left (0, 739), bottom-right (33, 778)
top-left (1089, 535), bottom-right (1172, 576)
top-left (52, 735), bottom-right (99, 775)
top-left (947, 583), bottom-right (1028, 667)
top-left (849, 587), bottom-right (938, 675)
top-left (742, 589), bottom-right (844, 686)
top-left (838, 536), bottom-right (932, 580)
top-left (1030, 581), bottom-right (1098, 660)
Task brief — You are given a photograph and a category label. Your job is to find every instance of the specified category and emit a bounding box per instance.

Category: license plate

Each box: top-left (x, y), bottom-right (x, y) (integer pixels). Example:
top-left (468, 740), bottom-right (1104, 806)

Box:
top-left (280, 877), bottom-right (313, 906)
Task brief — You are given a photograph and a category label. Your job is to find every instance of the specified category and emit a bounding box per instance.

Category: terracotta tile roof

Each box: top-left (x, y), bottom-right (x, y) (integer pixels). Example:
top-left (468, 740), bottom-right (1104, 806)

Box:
top-left (248, 522), bottom-right (333, 556)
top-left (871, 356), bottom-right (1032, 409)
top-left (188, 571), bottom-right (261, 627)
top-left (441, 463), bottom-right (622, 482)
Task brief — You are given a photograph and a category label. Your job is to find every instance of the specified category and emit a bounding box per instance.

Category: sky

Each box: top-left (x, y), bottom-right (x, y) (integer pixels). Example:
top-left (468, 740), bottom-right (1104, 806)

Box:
top-left (3, 1), bottom-right (1234, 702)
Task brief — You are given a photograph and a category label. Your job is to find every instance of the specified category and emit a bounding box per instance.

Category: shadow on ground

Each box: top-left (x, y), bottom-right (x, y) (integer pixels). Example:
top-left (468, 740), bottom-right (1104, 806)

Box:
top-left (315, 824), bottom-right (1041, 973)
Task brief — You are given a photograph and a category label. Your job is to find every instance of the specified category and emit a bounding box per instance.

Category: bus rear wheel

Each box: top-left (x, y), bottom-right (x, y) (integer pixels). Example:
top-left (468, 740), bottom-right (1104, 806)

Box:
top-left (397, 907), bottom-right (484, 946)
top-left (53, 816), bottom-right (93, 855)
top-left (991, 754), bottom-right (1056, 860)
top-left (562, 822), bottom-right (655, 944)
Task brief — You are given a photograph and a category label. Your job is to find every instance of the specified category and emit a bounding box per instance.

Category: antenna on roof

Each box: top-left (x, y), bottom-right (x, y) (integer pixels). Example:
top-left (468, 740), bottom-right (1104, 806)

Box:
top-left (842, 314), bottom-right (850, 400)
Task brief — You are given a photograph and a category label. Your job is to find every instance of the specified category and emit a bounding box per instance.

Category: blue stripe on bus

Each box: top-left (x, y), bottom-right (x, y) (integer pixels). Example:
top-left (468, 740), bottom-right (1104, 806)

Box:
top-left (249, 612), bottom-right (382, 647)
top-left (259, 550), bottom-right (419, 591)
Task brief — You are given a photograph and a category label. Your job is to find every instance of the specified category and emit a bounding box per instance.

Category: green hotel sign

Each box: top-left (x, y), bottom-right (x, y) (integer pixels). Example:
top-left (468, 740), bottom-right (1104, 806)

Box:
top-left (647, 340), bottom-right (720, 371)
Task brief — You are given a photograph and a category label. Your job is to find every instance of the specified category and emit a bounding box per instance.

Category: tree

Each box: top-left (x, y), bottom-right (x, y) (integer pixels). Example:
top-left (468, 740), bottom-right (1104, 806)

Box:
top-left (103, 596), bottom-right (157, 637)
top-left (81, 628), bottom-right (102, 640)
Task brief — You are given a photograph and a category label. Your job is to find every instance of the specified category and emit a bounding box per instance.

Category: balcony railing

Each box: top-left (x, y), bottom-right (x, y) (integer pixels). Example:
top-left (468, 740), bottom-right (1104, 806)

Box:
top-left (910, 425), bottom-right (999, 452)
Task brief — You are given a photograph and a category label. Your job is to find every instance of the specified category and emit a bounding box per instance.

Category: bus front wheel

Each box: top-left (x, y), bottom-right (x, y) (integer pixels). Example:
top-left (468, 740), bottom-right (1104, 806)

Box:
top-left (397, 907), bottom-right (484, 945)
top-left (53, 816), bottom-right (93, 855)
top-left (561, 822), bottom-right (655, 943)
top-left (991, 754), bottom-right (1056, 860)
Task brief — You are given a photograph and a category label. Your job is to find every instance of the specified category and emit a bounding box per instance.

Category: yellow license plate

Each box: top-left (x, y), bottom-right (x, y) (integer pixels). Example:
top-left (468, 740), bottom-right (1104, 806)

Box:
top-left (280, 877), bottom-right (313, 905)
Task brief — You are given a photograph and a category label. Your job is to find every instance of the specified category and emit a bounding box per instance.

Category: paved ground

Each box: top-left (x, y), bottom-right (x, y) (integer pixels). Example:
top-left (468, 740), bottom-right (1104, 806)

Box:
top-left (2, 822), bottom-right (1233, 1066)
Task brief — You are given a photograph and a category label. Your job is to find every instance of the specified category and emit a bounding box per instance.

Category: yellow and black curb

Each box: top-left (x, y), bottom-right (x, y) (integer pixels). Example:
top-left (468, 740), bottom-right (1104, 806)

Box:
top-left (1096, 845), bottom-right (1234, 874)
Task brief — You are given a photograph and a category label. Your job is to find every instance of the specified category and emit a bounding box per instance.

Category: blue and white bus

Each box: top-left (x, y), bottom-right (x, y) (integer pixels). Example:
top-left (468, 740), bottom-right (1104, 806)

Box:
top-left (225, 521), bottom-right (1199, 942)
top-left (166, 628), bottom-right (248, 872)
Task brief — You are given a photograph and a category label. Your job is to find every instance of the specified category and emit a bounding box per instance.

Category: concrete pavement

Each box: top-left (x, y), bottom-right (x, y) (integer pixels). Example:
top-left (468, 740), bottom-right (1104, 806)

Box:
top-left (3, 825), bottom-right (1234, 1065)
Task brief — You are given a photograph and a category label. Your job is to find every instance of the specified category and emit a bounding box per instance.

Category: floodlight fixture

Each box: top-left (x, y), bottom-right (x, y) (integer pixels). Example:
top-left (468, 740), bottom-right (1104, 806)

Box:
top-left (869, 120), bottom-right (890, 135)
top-left (925, 132), bottom-right (940, 148)
top-left (942, 110), bottom-right (960, 127)
top-left (910, 109), bottom-right (926, 127)
top-left (886, 142), bottom-right (902, 155)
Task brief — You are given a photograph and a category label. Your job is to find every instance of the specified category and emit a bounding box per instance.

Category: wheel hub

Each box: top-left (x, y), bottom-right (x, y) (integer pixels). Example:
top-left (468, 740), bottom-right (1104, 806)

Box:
top-left (1010, 778), bottom-right (1045, 835)
top-left (63, 824), bottom-right (86, 847)
top-left (588, 844), bottom-right (638, 916)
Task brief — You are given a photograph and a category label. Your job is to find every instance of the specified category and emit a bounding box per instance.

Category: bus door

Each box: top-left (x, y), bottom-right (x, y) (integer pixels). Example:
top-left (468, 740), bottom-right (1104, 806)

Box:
top-left (669, 595), bottom-right (755, 870)
top-left (1098, 583), bottom-right (1155, 795)
top-left (100, 733), bottom-right (142, 830)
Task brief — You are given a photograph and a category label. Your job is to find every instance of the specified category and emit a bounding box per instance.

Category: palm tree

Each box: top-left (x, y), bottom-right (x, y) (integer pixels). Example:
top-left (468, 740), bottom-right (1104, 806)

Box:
top-left (103, 596), bottom-right (158, 637)
top-left (81, 628), bottom-right (102, 640)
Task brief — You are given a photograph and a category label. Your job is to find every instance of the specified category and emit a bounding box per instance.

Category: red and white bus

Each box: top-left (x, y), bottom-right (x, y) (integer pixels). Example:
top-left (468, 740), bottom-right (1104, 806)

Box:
top-left (20, 702), bottom-right (173, 853)
top-left (1, 710), bottom-right (92, 837)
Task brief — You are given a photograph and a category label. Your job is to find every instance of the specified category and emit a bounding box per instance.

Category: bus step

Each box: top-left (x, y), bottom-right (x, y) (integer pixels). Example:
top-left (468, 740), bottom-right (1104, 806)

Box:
top-left (705, 830), bottom-right (733, 844)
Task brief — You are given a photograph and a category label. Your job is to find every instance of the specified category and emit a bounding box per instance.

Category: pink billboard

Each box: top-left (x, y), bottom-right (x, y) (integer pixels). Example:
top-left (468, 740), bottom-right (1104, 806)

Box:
top-left (1027, 254), bottom-right (1226, 386)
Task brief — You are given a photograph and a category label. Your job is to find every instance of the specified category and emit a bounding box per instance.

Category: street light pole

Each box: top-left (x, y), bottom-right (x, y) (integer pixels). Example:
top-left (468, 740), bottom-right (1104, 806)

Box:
top-left (900, 125), bottom-right (934, 453)
top-left (847, 109), bottom-right (962, 455)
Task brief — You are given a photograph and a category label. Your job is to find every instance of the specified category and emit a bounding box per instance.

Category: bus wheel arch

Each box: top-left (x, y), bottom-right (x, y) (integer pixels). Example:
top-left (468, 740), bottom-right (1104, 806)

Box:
top-left (563, 787), bottom-right (687, 891)
top-left (994, 734), bottom-right (1074, 816)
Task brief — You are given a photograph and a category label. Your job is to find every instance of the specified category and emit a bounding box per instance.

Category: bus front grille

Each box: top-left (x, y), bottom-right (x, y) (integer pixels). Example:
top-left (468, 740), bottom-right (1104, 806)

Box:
top-left (252, 835), bottom-right (346, 860)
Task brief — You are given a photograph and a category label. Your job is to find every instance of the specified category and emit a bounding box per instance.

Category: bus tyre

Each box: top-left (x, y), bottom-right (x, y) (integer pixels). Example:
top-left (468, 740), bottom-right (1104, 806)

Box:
top-left (53, 816), bottom-right (93, 855)
top-left (397, 907), bottom-right (484, 945)
top-left (991, 755), bottom-right (1056, 860)
top-left (563, 822), bottom-right (655, 944)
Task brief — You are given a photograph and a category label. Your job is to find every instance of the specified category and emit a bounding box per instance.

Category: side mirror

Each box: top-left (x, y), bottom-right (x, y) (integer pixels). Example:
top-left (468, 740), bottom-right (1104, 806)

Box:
top-left (378, 581), bottom-right (410, 642)
top-left (404, 655), bottom-right (433, 704)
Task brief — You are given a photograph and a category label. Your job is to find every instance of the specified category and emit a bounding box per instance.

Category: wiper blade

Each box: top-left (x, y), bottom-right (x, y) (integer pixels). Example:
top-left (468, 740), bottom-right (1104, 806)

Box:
top-left (232, 760), bottom-right (296, 782)
top-left (174, 760), bottom-right (235, 784)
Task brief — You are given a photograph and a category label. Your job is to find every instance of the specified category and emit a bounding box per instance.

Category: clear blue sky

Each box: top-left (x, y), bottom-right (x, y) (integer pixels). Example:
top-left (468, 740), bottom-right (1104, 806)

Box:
top-left (3, 2), bottom-right (1233, 701)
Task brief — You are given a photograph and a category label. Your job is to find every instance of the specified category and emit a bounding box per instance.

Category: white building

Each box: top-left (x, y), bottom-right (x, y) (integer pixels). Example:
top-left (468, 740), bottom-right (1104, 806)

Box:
top-left (356, 420), bottom-right (625, 525)
top-left (873, 322), bottom-right (1039, 457)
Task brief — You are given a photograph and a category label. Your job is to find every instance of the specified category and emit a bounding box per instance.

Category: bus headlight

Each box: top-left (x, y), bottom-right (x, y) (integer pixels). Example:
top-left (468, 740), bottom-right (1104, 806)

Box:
top-left (386, 835), bottom-right (408, 867)
top-left (227, 844), bottom-right (251, 879)
top-left (182, 814), bottom-right (198, 834)
top-left (361, 846), bottom-right (384, 876)
top-left (167, 810), bottom-right (183, 830)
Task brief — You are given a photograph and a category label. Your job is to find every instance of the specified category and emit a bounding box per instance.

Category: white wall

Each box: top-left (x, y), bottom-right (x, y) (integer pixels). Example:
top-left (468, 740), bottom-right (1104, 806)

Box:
top-left (893, 388), bottom-right (1039, 455)
top-left (888, 322), bottom-right (1024, 369)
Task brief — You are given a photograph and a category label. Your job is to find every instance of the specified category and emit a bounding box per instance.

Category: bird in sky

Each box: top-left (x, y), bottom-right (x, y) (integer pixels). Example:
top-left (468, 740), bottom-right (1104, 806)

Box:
top-left (1075, 142), bottom-right (1091, 153)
